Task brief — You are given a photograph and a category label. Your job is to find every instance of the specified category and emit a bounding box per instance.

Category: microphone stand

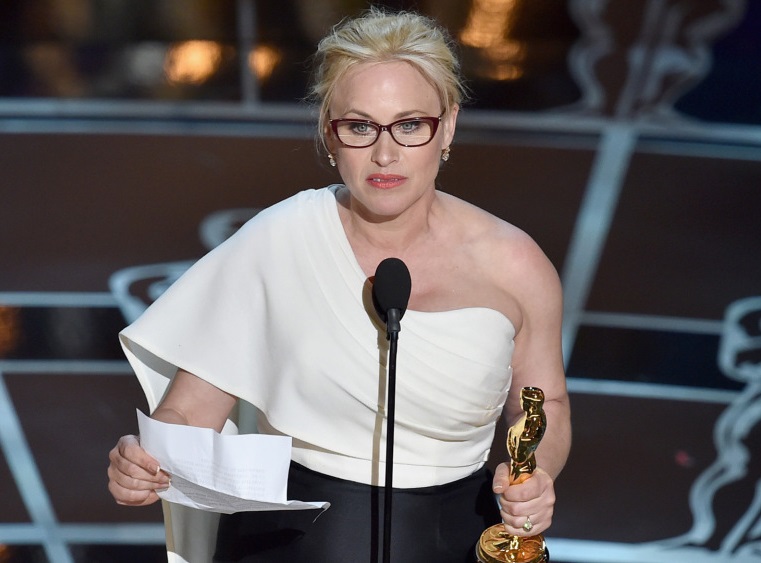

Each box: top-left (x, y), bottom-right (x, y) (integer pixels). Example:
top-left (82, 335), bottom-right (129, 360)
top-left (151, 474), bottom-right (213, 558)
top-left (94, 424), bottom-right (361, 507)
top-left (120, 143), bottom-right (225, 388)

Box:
top-left (383, 309), bottom-right (402, 563)
top-left (372, 257), bottom-right (410, 563)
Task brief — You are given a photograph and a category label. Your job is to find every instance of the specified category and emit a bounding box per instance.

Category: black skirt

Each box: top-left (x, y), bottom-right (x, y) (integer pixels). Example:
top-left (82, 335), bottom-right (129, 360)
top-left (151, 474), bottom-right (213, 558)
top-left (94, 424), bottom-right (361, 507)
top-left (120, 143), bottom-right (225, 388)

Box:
top-left (214, 462), bottom-right (500, 563)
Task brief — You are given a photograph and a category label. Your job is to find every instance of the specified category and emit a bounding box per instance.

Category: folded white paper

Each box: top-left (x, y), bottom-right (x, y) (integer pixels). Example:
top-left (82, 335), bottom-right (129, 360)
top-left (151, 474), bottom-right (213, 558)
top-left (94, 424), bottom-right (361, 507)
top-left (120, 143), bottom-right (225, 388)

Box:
top-left (137, 410), bottom-right (329, 514)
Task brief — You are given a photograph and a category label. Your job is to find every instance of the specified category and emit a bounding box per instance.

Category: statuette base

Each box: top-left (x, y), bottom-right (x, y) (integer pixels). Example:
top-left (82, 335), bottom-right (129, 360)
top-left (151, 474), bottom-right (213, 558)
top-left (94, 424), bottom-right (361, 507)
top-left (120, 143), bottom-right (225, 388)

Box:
top-left (475, 523), bottom-right (548, 563)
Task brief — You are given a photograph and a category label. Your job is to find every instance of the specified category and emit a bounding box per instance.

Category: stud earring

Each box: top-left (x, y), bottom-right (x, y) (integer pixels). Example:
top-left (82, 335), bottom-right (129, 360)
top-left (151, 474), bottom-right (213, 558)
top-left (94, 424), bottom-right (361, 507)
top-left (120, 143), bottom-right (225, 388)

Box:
top-left (328, 154), bottom-right (336, 167)
top-left (441, 147), bottom-right (451, 162)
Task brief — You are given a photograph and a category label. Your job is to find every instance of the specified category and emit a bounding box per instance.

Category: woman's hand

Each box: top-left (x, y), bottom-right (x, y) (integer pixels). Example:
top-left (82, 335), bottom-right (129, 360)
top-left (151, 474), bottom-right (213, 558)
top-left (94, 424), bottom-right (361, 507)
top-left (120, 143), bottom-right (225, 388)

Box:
top-left (107, 369), bottom-right (235, 507)
top-left (492, 462), bottom-right (556, 536)
top-left (107, 434), bottom-right (169, 506)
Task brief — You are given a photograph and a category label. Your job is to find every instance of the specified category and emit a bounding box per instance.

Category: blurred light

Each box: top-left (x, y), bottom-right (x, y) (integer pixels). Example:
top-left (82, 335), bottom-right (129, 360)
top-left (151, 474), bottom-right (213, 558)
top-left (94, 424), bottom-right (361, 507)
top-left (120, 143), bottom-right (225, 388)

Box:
top-left (126, 43), bottom-right (169, 88)
top-left (49, 0), bottom-right (92, 40)
top-left (23, 44), bottom-right (86, 96)
top-left (674, 449), bottom-right (696, 468)
top-left (248, 44), bottom-right (282, 82)
top-left (0, 543), bottom-right (12, 562)
top-left (460, 0), bottom-right (526, 80)
top-left (164, 40), bottom-right (224, 85)
top-left (0, 306), bottom-right (21, 358)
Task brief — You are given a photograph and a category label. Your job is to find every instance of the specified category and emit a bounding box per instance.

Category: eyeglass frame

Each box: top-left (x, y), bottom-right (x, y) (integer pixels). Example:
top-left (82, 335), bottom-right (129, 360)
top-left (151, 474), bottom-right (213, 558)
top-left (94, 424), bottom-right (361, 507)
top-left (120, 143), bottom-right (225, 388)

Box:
top-left (328, 112), bottom-right (444, 148)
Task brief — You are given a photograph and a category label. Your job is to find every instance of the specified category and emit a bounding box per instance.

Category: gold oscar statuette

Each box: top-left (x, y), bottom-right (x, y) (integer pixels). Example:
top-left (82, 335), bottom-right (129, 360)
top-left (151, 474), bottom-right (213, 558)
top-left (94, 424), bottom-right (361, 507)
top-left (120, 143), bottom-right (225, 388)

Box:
top-left (476, 387), bottom-right (549, 563)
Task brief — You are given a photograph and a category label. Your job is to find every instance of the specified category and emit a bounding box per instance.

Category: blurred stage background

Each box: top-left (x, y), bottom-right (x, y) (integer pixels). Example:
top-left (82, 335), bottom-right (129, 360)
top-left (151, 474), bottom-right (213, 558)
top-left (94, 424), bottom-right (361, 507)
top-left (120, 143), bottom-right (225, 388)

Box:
top-left (1, 1), bottom-right (760, 561)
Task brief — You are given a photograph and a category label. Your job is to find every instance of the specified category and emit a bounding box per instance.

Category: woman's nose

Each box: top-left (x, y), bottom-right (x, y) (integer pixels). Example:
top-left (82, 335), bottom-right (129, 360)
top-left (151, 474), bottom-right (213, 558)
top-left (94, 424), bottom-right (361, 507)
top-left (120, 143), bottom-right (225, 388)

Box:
top-left (371, 130), bottom-right (399, 166)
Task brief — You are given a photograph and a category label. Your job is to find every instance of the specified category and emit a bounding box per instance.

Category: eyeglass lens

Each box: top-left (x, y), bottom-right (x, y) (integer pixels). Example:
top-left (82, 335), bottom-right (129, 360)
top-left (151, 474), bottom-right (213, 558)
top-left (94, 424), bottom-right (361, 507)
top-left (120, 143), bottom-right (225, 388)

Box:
top-left (334, 119), bottom-right (435, 147)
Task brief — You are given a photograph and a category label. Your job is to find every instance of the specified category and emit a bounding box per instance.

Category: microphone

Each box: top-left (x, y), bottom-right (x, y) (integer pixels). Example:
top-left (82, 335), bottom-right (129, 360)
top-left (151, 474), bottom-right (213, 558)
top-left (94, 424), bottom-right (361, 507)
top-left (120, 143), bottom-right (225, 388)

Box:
top-left (372, 257), bottom-right (412, 339)
top-left (371, 257), bottom-right (411, 563)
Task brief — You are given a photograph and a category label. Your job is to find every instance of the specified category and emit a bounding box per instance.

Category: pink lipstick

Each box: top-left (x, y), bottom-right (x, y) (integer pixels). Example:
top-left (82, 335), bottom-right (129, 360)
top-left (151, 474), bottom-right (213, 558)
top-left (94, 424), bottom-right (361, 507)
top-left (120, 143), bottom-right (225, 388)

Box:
top-left (367, 174), bottom-right (406, 189)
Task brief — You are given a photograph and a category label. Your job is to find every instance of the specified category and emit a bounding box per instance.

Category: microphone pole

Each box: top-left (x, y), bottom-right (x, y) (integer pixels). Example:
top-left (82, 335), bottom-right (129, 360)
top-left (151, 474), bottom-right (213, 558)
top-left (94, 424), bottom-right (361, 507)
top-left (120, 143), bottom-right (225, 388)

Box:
top-left (372, 258), bottom-right (411, 563)
top-left (384, 312), bottom-right (399, 563)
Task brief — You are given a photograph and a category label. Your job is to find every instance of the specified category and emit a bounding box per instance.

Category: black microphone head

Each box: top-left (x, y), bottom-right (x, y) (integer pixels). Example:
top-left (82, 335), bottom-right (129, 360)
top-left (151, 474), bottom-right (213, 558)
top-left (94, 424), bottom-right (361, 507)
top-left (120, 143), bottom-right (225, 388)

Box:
top-left (372, 257), bottom-right (412, 323)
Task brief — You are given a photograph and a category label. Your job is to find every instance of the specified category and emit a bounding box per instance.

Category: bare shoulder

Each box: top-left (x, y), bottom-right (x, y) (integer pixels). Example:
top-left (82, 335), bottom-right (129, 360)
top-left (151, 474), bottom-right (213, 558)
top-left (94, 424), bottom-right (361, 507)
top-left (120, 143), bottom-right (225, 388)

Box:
top-left (438, 192), bottom-right (558, 282)
top-left (435, 192), bottom-right (562, 329)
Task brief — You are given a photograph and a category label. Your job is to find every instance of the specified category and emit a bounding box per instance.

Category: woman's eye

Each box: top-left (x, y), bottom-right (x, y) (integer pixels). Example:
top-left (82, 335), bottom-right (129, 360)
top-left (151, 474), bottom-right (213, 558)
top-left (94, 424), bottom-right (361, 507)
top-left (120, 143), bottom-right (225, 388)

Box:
top-left (351, 123), bottom-right (373, 135)
top-left (397, 121), bottom-right (421, 134)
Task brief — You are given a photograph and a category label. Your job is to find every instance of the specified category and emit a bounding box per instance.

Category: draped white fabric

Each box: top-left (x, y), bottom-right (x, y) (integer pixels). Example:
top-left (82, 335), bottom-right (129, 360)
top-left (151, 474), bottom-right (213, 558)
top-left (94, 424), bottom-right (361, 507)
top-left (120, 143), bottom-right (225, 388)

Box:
top-left (120, 185), bottom-right (515, 559)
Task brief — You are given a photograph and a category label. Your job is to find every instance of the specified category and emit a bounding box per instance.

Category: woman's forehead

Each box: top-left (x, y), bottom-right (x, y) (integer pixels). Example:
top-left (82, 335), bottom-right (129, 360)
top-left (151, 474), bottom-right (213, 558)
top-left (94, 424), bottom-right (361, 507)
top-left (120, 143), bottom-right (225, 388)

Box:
top-left (331, 61), bottom-right (439, 111)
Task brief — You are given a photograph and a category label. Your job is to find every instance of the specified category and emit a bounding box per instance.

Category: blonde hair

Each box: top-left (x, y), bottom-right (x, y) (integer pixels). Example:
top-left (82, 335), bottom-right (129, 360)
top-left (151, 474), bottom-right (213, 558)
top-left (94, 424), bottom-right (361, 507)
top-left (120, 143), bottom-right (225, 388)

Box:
top-left (309, 7), bottom-right (466, 153)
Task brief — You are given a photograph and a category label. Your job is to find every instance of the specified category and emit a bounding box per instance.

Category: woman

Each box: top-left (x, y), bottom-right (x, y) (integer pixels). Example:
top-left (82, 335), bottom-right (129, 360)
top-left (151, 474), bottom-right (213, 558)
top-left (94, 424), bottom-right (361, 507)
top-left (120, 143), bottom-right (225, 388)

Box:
top-left (107, 8), bottom-right (571, 562)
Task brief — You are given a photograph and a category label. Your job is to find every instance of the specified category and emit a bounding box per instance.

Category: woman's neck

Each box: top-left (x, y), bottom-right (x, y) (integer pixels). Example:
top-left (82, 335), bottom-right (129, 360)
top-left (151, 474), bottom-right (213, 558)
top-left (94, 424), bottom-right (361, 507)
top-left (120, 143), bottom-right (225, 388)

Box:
top-left (341, 195), bottom-right (438, 258)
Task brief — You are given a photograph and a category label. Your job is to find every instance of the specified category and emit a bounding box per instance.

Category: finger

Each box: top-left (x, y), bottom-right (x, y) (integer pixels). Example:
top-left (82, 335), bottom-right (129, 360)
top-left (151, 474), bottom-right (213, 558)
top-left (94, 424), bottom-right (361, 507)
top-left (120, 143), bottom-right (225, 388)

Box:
top-left (498, 493), bottom-right (531, 527)
top-left (108, 479), bottom-right (162, 506)
top-left (108, 456), bottom-right (170, 498)
top-left (498, 494), bottom-right (549, 521)
top-left (492, 462), bottom-right (510, 494)
top-left (107, 461), bottom-right (170, 506)
top-left (499, 504), bottom-right (553, 536)
top-left (499, 491), bottom-right (552, 519)
top-left (501, 479), bottom-right (541, 503)
top-left (116, 435), bottom-right (162, 476)
top-left (109, 438), bottom-right (166, 484)
top-left (109, 455), bottom-right (166, 492)
top-left (107, 461), bottom-right (169, 493)
top-left (496, 518), bottom-right (531, 538)
top-left (498, 514), bottom-right (544, 538)
top-left (501, 469), bottom-right (554, 503)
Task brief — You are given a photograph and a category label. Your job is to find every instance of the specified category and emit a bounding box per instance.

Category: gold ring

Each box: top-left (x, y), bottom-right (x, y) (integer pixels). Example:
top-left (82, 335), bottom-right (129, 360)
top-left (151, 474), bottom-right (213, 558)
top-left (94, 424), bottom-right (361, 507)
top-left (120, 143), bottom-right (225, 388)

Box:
top-left (523, 516), bottom-right (533, 532)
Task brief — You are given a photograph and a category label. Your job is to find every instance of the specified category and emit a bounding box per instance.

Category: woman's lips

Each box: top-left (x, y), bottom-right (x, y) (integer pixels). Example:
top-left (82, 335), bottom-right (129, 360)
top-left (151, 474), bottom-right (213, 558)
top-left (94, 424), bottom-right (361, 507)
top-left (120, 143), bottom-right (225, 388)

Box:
top-left (367, 174), bottom-right (407, 189)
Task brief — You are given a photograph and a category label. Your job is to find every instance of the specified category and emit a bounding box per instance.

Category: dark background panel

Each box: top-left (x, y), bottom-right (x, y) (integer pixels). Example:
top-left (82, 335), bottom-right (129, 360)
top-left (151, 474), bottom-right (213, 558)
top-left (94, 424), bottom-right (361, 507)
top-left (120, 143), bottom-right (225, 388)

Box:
top-left (5, 372), bottom-right (163, 524)
top-left (589, 152), bottom-right (761, 319)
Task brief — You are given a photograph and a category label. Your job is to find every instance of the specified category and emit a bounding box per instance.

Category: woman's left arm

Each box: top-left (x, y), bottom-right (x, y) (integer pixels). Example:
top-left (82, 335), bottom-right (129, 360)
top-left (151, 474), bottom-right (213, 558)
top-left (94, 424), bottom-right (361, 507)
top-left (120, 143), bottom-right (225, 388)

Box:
top-left (493, 235), bottom-right (571, 535)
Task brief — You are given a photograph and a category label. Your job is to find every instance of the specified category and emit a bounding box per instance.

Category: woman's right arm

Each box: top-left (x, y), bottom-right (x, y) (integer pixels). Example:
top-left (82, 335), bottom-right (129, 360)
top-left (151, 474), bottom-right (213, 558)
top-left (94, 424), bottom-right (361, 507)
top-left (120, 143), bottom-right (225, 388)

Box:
top-left (107, 369), bottom-right (237, 506)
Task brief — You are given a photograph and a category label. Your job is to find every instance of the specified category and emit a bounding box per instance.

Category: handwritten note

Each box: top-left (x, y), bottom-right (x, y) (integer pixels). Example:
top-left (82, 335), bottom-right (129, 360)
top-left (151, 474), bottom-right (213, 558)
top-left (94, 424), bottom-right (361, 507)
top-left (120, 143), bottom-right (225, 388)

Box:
top-left (137, 410), bottom-right (329, 514)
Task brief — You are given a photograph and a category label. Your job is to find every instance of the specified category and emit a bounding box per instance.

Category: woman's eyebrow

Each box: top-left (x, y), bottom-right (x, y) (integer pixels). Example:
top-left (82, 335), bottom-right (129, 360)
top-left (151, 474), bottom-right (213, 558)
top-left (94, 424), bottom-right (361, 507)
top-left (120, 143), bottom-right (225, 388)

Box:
top-left (340, 108), bottom-right (431, 120)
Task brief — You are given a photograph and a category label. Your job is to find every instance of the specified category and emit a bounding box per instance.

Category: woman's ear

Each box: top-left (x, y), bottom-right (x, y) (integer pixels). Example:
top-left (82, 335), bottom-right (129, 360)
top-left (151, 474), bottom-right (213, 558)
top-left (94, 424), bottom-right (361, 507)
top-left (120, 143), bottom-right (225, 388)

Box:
top-left (322, 124), bottom-right (339, 167)
top-left (442, 104), bottom-right (459, 147)
top-left (323, 122), bottom-right (338, 155)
